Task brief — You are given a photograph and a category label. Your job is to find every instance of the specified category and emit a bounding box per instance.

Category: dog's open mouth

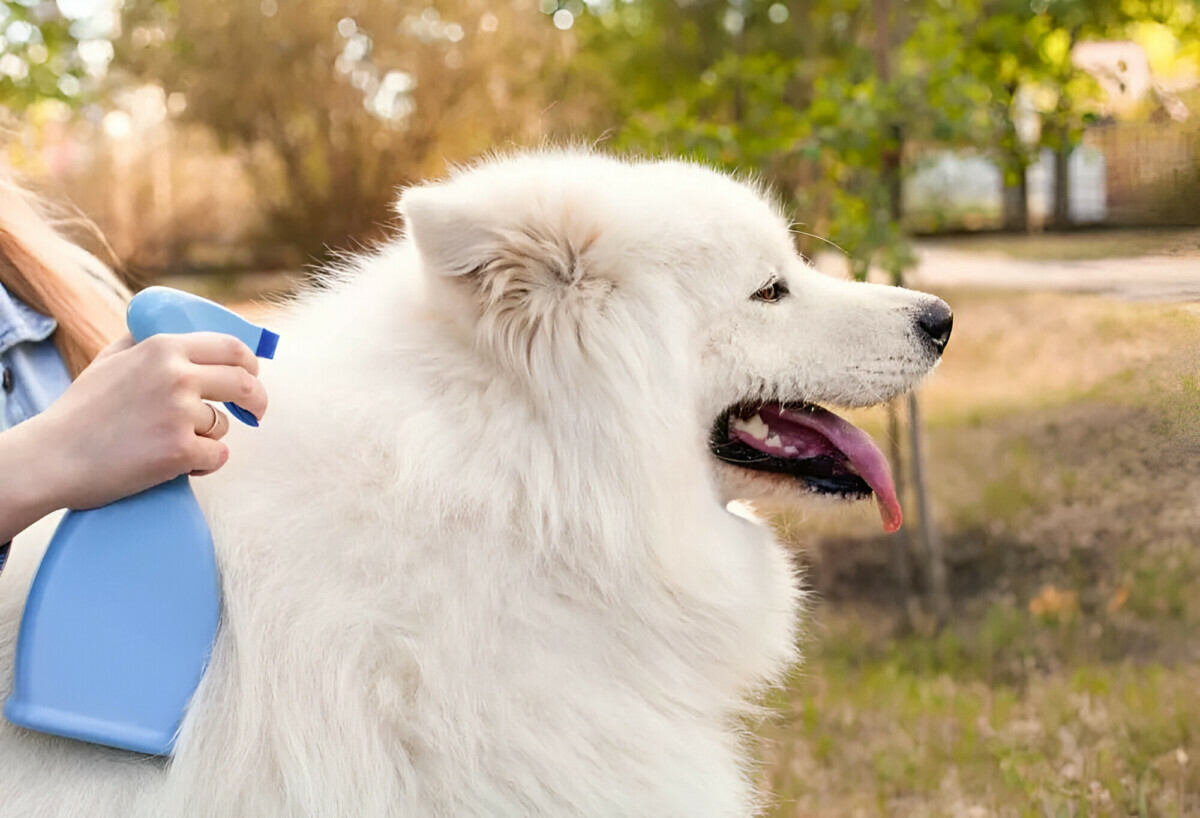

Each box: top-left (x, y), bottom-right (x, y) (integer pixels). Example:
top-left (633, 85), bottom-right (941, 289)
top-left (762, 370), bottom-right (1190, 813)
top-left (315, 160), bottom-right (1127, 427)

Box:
top-left (711, 403), bottom-right (903, 532)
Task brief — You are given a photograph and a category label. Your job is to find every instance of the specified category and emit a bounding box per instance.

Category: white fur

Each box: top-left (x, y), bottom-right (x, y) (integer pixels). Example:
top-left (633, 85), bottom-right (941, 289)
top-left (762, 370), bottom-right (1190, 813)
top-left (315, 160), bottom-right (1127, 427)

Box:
top-left (0, 152), bottom-right (946, 816)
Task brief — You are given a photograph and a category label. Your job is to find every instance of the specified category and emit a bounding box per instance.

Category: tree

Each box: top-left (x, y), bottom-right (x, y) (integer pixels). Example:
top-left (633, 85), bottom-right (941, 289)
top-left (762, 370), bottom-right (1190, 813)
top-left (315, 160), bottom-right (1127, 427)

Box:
top-left (930, 0), bottom-right (1190, 232)
top-left (1030, 0), bottom-right (1191, 229)
top-left (925, 1), bottom-right (1045, 232)
top-left (114, 0), bottom-right (562, 262)
top-left (556, 0), bottom-right (934, 279)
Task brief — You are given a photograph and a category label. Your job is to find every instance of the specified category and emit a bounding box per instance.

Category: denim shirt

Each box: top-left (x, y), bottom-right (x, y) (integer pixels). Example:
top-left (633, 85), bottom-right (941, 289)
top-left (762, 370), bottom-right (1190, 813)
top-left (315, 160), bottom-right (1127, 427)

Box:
top-left (0, 282), bottom-right (73, 568)
top-left (0, 281), bottom-right (72, 433)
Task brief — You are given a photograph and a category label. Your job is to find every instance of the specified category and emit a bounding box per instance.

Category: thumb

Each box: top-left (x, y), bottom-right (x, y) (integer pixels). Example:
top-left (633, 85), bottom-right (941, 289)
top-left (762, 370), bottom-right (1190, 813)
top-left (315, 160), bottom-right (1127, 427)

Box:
top-left (93, 334), bottom-right (136, 362)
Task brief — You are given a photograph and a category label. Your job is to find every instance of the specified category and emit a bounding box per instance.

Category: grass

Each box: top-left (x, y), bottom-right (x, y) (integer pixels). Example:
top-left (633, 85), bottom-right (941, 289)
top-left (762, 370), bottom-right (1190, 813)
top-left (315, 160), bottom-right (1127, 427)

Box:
top-left (761, 286), bottom-right (1200, 816)
top-left (762, 614), bottom-right (1199, 817)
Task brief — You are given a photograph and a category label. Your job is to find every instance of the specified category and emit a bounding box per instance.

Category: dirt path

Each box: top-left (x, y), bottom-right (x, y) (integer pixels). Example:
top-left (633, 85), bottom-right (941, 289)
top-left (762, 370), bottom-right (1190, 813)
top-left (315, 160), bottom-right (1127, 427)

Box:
top-left (907, 244), bottom-right (1200, 302)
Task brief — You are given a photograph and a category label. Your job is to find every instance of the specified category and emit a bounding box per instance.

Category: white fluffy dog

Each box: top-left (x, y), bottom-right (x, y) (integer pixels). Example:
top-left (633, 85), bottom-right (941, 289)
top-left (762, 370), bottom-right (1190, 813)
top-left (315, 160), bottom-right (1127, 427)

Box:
top-left (0, 152), bottom-right (951, 816)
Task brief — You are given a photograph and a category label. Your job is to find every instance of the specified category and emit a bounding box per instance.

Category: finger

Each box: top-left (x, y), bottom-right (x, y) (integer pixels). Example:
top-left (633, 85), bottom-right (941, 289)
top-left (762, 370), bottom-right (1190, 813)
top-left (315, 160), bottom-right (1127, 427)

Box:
top-left (187, 437), bottom-right (229, 478)
top-left (94, 334), bottom-right (136, 361)
top-left (192, 402), bottom-right (230, 440)
top-left (178, 332), bottom-right (260, 377)
top-left (192, 365), bottom-right (268, 420)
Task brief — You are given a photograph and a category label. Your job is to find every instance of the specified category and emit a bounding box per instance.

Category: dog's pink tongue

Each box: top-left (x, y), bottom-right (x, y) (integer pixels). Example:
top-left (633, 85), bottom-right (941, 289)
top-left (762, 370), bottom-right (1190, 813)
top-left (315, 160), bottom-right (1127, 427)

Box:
top-left (764, 405), bottom-right (903, 533)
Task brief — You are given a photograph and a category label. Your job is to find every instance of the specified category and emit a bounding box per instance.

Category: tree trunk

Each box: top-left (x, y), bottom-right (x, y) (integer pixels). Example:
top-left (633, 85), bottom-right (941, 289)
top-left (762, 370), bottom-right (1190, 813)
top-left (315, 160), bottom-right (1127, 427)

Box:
top-left (886, 399), bottom-right (919, 621)
top-left (1001, 155), bottom-right (1029, 232)
top-left (1051, 29), bottom-right (1081, 232)
top-left (1052, 137), bottom-right (1071, 230)
top-left (884, 123), bottom-right (904, 233)
top-left (906, 391), bottom-right (949, 624)
top-left (874, 0), bottom-right (905, 266)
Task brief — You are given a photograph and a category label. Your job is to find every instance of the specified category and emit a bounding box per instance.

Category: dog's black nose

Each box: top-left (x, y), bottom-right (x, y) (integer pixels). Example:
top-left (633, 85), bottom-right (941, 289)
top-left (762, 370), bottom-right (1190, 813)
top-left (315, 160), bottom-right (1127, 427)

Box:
top-left (917, 300), bottom-right (953, 354)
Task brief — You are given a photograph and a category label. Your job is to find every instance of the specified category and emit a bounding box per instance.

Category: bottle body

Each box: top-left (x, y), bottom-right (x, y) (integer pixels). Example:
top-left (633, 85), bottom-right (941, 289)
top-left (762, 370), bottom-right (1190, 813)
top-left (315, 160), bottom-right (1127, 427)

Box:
top-left (5, 476), bottom-right (220, 755)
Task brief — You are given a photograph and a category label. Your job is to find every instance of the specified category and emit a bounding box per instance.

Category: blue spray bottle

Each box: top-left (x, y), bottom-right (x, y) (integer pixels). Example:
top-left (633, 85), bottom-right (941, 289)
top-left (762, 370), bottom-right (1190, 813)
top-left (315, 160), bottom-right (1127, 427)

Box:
top-left (4, 287), bottom-right (279, 756)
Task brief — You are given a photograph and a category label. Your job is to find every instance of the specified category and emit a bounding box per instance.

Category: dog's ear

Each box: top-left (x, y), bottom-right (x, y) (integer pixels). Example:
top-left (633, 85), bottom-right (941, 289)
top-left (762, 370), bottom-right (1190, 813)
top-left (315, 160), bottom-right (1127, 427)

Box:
top-left (397, 183), bottom-right (600, 289)
top-left (396, 180), bottom-right (612, 372)
top-left (397, 184), bottom-right (500, 277)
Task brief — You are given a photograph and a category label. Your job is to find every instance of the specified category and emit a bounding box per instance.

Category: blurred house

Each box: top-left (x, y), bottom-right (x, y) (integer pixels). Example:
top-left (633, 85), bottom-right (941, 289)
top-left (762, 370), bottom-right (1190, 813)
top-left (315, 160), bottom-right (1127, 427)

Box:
top-left (905, 147), bottom-right (1108, 231)
top-left (906, 39), bottom-right (1200, 232)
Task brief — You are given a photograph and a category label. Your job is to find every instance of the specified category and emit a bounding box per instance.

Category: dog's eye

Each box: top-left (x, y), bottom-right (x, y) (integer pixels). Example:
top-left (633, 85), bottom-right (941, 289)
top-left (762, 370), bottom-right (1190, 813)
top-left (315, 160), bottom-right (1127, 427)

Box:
top-left (752, 281), bottom-right (788, 303)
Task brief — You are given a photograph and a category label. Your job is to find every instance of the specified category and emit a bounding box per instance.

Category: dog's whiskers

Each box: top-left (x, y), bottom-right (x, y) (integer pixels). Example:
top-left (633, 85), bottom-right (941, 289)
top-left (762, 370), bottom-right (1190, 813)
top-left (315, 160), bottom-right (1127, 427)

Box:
top-left (788, 225), bottom-right (850, 259)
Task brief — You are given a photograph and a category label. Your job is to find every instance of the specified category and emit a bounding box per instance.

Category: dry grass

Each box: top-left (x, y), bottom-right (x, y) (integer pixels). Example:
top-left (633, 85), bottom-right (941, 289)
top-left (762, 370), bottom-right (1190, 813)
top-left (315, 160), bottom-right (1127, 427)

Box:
top-left (763, 287), bottom-right (1200, 816)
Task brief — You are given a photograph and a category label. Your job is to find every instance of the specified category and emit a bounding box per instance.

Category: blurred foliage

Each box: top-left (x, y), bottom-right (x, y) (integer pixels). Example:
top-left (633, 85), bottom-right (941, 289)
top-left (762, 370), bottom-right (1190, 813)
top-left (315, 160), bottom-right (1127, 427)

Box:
top-left (557, 0), bottom-right (931, 280)
top-left (0, 0), bottom-right (109, 110)
top-left (0, 0), bottom-right (1197, 269)
top-left (110, 0), bottom-right (561, 262)
top-left (556, 0), bottom-right (1196, 278)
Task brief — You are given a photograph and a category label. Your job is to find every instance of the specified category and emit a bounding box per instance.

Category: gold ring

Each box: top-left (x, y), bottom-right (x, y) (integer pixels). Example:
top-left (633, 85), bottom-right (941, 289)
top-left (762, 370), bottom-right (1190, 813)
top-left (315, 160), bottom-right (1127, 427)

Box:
top-left (199, 403), bottom-right (220, 438)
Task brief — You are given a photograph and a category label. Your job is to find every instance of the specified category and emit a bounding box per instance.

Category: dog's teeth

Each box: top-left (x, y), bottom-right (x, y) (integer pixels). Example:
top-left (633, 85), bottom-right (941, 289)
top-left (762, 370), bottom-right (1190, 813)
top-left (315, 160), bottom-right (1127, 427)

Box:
top-left (766, 434), bottom-right (782, 448)
top-left (784, 445), bottom-right (798, 455)
top-left (731, 414), bottom-right (769, 441)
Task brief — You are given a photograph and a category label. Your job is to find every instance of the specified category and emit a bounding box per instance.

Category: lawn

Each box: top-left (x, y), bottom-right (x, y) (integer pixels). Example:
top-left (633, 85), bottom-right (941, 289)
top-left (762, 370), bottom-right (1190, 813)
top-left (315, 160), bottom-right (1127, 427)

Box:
top-left (762, 288), bottom-right (1200, 816)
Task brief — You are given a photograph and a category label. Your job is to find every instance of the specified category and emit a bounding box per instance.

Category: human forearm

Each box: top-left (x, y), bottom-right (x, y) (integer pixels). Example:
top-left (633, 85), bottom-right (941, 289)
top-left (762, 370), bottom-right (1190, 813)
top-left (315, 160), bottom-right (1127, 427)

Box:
top-left (0, 416), bottom-right (68, 544)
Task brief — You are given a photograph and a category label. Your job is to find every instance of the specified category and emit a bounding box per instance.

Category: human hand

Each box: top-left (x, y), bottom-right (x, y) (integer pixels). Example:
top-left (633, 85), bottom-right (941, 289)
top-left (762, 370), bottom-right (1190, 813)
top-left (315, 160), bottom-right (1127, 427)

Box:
top-left (17, 332), bottom-right (268, 516)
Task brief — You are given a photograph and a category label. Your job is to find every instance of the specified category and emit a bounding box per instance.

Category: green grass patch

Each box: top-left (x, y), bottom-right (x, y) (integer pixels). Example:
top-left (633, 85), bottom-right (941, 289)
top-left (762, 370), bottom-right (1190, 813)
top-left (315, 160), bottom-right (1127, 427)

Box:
top-left (763, 610), bottom-right (1200, 816)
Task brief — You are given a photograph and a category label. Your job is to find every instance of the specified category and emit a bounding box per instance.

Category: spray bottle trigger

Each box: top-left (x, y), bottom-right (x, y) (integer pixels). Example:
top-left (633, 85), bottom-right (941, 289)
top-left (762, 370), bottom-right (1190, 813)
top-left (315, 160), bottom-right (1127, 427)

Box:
top-left (224, 402), bottom-right (259, 428)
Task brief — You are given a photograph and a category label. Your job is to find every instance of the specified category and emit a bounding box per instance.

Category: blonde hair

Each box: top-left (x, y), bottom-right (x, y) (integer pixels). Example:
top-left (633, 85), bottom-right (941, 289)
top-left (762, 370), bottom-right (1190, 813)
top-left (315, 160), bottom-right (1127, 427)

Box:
top-left (0, 173), bottom-right (130, 377)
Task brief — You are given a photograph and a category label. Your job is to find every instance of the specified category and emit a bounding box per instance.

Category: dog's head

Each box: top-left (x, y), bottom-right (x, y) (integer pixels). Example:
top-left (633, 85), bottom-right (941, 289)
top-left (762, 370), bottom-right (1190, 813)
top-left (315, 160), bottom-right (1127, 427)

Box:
top-left (397, 152), bottom-right (951, 530)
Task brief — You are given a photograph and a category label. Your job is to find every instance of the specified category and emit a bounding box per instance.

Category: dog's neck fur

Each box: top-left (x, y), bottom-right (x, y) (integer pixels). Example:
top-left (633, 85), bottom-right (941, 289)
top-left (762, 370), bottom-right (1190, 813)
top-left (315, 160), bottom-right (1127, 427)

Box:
top-left (299, 245), bottom-right (720, 572)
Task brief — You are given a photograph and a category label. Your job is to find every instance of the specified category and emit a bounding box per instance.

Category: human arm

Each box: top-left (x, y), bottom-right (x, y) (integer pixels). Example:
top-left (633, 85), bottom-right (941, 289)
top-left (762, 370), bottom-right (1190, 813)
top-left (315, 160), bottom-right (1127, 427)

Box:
top-left (0, 331), bottom-right (268, 545)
